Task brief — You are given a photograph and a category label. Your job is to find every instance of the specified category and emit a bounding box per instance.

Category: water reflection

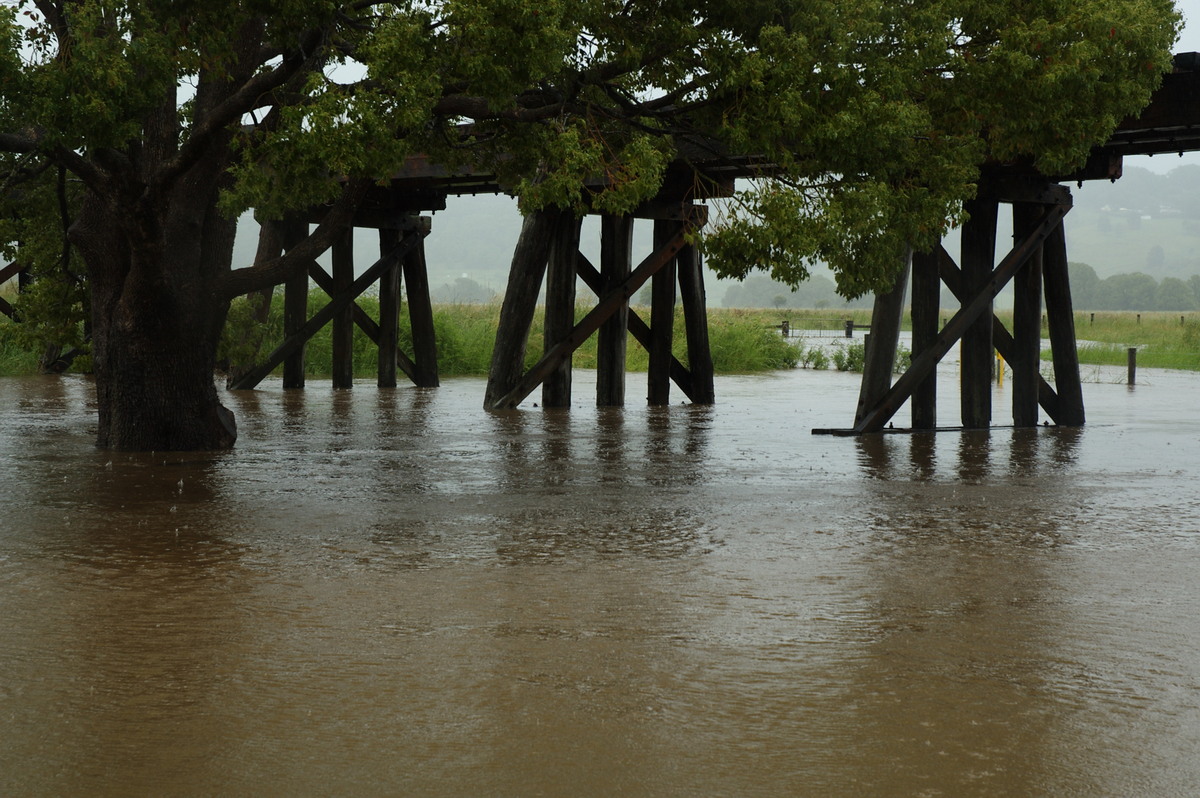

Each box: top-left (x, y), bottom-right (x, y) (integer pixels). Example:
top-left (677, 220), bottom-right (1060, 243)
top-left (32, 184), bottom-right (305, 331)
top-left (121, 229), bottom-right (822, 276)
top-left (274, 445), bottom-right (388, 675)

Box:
top-left (909, 432), bottom-right (937, 481)
top-left (847, 426), bottom-right (1085, 794)
top-left (956, 428), bottom-right (992, 483)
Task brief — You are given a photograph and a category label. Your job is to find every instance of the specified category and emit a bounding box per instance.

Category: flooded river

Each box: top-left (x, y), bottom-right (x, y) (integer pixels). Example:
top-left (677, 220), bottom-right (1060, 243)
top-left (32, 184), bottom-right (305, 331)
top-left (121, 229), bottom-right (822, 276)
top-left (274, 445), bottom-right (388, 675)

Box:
top-left (2, 366), bottom-right (1199, 796)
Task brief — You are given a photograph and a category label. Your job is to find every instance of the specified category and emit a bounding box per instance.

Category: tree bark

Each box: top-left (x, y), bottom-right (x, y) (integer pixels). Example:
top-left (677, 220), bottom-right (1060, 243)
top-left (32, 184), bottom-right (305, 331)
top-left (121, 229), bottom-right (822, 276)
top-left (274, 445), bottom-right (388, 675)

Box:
top-left (72, 195), bottom-right (237, 450)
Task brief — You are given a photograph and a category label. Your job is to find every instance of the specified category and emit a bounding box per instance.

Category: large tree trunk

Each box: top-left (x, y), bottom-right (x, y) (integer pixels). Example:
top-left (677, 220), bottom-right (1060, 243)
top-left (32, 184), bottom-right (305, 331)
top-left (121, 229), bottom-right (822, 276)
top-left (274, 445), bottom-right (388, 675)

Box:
top-left (72, 190), bottom-right (238, 451)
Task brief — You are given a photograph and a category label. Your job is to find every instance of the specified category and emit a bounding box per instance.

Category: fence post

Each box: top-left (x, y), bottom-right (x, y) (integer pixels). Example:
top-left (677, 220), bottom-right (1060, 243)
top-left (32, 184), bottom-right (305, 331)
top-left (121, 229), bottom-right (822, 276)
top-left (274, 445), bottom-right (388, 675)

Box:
top-left (1127, 347), bottom-right (1137, 385)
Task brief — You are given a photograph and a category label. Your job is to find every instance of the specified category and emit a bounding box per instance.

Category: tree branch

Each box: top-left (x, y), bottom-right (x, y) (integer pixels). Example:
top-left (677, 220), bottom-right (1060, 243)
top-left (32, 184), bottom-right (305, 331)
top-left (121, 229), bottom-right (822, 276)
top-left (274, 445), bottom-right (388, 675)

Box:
top-left (0, 132), bottom-right (40, 153)
top-left (156, 36), bottom-right (325, 193)
top-left (432, 95), bottom-right (566, 122)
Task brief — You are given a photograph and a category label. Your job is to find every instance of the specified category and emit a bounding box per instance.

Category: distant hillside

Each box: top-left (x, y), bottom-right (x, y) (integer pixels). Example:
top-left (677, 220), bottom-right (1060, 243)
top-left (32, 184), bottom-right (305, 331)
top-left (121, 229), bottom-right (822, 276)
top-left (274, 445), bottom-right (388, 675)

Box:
top-left (1066, 165), bottom-right (1200, 279)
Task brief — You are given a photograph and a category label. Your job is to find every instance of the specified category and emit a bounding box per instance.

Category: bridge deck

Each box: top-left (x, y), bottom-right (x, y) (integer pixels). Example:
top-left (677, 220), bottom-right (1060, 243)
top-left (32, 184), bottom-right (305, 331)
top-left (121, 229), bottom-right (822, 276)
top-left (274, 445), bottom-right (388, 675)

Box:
top-left (366, 52), bottom-right (1200, 213)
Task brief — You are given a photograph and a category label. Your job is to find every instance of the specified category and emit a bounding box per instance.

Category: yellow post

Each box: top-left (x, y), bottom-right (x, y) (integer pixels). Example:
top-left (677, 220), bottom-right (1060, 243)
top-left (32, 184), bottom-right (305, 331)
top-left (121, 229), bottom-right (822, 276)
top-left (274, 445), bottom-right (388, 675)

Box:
top-left (996, 352), bottom-right (1004, 386)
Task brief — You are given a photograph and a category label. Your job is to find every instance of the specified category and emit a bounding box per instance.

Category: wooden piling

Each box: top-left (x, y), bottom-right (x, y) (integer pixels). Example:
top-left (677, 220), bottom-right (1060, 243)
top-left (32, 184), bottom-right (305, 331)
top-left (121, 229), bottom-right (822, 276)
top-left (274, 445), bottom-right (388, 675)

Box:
top-left (1042, 221), bottom-right (1085, 424)
top-left (377, 228), bottom-right (401, 388)
top-left (282, 220), bottom-right (309, 389)
top-left (910, 248), bottom-right (940, 429)
top-left (1012, 203), bottom-right (1044, 427)
top-left (403, 240), bottom-right (439, 387)
top-left (855, 250), bottom-right (911, 427)
top-left (331, 227), bottom-right (355, 389)
top-left (485, 211), bottom-right (556, 409)
top-left (648, 220), bottom-right (678, 406)
top-left (960, 197), bottom-right (998, 428)
top-left (543, 213), bottom-right (582, 408)
top-left (596, 215), bottom-right (633, 407)
top-left (1128, 347), bottom-right (1137, 385)
top-left (677, 241), bottom-right (715, 404)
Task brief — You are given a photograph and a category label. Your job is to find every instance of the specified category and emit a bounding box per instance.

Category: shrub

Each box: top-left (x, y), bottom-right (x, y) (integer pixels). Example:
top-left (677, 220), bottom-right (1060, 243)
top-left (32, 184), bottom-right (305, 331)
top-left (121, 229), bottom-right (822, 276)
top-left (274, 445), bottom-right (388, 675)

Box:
top-left (832, 341), bottom-right (865, 371)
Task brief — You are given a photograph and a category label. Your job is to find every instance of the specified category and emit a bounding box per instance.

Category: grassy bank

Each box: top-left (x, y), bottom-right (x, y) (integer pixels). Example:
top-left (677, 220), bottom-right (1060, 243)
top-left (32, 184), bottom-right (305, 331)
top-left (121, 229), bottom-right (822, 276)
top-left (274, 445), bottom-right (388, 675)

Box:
top-left (1053, 311), bottom-right (1200, 371)
top-left (218, 294), bottom-right (802, 379)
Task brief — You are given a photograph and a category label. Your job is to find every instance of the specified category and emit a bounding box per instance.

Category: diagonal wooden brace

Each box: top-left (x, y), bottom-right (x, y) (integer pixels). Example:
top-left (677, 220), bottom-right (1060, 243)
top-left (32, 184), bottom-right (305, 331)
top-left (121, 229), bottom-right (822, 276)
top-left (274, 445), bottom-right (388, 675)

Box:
top-left (852, 202), bottom-right (1069, 433)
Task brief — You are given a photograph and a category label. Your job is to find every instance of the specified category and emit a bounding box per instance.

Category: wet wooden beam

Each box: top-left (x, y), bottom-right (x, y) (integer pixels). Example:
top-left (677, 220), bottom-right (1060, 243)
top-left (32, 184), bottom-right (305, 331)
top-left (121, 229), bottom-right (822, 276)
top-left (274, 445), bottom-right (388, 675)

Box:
top-left (677, 241), bottom-right (715, 404)
top-left (403, 240), bottom-right (439, 387)
top-left (543, 213), bottom-right (582, 408)
top-left (1043, 222), bottom-right (1085, 425)
top-left (855, 251), bottom-right (911, 427)
top-left (282, 221), bottom-right (309, 389)
top-left (596, 216), bottom-right (633, 407)
top-left (377, 228), bottom-right (402, 388)
top-left (0, 260), bottom-right (20, 320)
top-left (910, 249), bottom-right (940, 429)
top-left (0, 261), bottom-right (25, 284)
top-left (960, 198), bottom-right (998, 428)
top-left (331, 228), bottom-right (354, 389)
top-left (485, 210), bottom-right (557, 409)
top-left (1012, 203), bottom-right (1044, 427)
top-left (648, 220), bottom-right (679, 406)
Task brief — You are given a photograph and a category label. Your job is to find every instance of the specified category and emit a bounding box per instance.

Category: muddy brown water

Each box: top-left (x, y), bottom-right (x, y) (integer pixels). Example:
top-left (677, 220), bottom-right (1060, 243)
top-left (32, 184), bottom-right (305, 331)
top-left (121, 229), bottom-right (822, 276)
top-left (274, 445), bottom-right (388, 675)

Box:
top-left (2, 367), bottom-right (1199, 796)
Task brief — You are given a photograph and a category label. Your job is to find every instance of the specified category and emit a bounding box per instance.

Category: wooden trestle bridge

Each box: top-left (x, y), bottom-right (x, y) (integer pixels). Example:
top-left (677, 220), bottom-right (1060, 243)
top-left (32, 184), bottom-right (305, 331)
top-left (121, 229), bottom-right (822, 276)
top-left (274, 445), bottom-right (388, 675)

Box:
top-left (7, 55), bottom-right (1200, 434)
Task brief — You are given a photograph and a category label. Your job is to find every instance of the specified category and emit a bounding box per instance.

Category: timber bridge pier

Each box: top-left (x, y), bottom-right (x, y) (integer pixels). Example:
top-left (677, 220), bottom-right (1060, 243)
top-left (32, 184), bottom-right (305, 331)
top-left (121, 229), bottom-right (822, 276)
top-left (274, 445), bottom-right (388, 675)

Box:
top-left (8, 58), bottom-right (1200, 434)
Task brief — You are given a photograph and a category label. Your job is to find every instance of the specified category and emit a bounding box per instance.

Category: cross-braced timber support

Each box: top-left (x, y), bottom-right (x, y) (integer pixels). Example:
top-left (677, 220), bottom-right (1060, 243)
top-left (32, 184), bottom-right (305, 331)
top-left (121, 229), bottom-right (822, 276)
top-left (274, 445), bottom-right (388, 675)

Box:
top-left (228, 215), bottom-right (434, 391)
top-left (484, 204), bottom-right (713, 411)
top-left (823, 178), bottom-right (1083, 435)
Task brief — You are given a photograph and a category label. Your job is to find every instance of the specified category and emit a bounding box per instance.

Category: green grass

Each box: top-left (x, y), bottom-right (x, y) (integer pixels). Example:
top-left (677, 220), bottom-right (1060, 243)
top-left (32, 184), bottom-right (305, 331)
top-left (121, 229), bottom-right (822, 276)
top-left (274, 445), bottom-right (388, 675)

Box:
top-left (12, 294), bottom-right (1197, 380)
top-left (217, 293), bottom-right (804, 380)
top-left (0, 321), bottom-right (41, 375)
top-left (1054, 311), bottom-right (1200, 371)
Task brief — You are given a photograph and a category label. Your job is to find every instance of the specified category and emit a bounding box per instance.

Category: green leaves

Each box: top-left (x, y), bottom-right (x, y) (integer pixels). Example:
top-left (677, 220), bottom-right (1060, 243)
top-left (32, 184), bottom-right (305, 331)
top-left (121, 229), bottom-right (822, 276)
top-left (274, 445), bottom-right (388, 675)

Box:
top-left (695, 0), bottom-right (1177, 293)
top-left (0, 0), bottom-right (1182, 303)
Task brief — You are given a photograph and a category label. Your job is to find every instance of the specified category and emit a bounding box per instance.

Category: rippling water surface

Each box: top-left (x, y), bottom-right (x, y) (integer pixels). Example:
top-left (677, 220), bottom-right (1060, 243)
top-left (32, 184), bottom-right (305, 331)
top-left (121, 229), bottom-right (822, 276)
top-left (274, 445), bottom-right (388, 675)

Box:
top-left (2, 367), bottom-right (1199, 796)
